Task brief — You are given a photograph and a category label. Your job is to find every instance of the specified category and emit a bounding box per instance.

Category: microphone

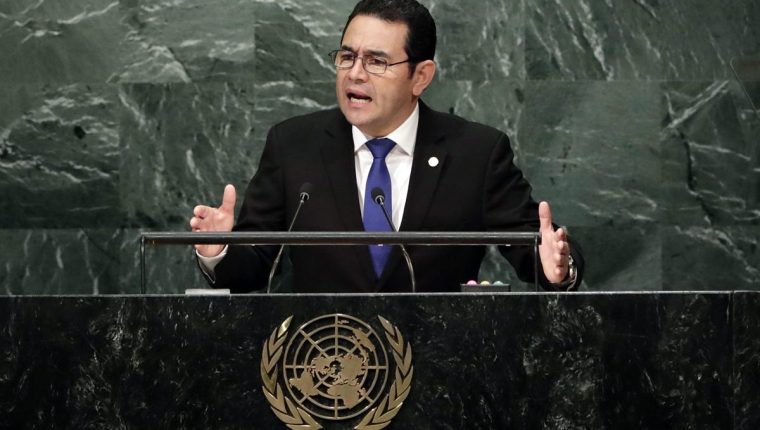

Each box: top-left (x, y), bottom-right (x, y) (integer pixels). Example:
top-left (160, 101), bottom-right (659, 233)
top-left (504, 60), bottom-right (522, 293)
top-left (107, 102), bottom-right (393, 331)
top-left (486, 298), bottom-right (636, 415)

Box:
top-left (266, 182), bottom-right (312, 293)
top-left (371, 187), bottom-right (416, 293)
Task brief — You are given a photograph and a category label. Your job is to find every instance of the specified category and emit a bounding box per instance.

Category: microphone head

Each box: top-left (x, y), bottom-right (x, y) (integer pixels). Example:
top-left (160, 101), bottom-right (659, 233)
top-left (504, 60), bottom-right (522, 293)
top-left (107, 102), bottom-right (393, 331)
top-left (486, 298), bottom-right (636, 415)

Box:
top-left (299, 182), bottom-right (313, 201)
top-left (371, 187), bottom-right (385, 204)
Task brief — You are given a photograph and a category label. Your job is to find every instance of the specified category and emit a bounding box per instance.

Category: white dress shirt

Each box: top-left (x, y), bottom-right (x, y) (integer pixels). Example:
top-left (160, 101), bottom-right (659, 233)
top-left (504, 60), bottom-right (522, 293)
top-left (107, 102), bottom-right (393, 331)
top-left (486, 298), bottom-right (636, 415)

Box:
top-left (353, 103), bottom-right (418, 229)
top-left (198, 103), bottom-right (420, 273)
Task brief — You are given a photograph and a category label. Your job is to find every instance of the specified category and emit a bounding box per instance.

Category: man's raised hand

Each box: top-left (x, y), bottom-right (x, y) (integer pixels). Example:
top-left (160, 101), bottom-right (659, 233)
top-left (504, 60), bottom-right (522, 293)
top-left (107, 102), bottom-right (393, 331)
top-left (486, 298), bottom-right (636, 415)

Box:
top-left (189, 184), bottom-right (236, 257)
top-left (538, 201), bottom-right (570, 284)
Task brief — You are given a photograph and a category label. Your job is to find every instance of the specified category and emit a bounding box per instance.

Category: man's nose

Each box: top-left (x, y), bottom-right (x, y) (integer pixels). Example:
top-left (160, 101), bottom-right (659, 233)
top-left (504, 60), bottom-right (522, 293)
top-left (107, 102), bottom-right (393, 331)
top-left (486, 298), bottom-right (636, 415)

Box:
top-left (347, 58), bottom-right (369, 81)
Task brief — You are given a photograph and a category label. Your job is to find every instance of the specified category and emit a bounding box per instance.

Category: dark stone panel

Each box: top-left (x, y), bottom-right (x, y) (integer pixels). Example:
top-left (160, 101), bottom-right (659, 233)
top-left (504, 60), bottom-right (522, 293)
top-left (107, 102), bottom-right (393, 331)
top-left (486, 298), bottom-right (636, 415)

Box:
top-left (662, 226), bottom-right (760, 291)
top-left (253, 1), bottom-right (352, 83)
top-left (480, 224), bottom-right (664, 292)
top-left (526, 0), bottom-right (760, 80)
top-left (118, 82), bottom-right (258, 228)
top-left (661, 81), bottom-right (760, 227)
top-left (117, 81), bottom-right (338, 295)
top-left (734, 292), bottom-right (760, 430)
top-left (731, 56), bottom-right (760, 109)
top-left (0, 229), bottom-right (122, 295)
top-left (482, 224), bottom-right (664, 293)
top-left (591, 292), bottom-right (733, 429)
top-left (119, 226), bottom-right (212, 295)
top-left (430, 0), bottom-right (525, 80)
top-left (476, 245), bottom-right (530, 291)
top-left (0, 0), bottom-right (137, 84)
top-left (0, 0), bottom-right (756, 299)
top-left (423, 80), bottom-right (523, 150)
top-left (572, 225), bottom-right (661, 292)
top-left (0, 293), bottom-right (736, 428)
top-left (0, 297), bottom-right (148, 428)
top-left (518, 81), bottom-right (662, 227)
top-left (0, 84), bottom-right (121, 228)
top-left (252, 0), bottom-right (526, 83)
top-left (113, 0), bottom-right (257, 83)
top-left (252, 81), bottom-right (337, 150)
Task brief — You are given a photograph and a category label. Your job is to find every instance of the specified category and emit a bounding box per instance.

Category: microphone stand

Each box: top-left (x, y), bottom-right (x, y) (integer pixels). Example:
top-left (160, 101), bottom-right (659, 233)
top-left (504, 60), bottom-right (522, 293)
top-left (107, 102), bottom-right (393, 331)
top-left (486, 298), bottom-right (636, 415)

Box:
top-left (266, 187), bottom-right (311, 293)
top-left (373, 191), bottom-right (417, 293)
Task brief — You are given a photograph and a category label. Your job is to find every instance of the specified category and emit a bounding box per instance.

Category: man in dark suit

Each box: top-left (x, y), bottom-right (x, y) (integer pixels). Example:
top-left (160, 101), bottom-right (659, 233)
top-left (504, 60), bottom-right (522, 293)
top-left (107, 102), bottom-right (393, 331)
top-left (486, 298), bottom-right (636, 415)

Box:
top-left (190, 0), bottom-right (584, 293)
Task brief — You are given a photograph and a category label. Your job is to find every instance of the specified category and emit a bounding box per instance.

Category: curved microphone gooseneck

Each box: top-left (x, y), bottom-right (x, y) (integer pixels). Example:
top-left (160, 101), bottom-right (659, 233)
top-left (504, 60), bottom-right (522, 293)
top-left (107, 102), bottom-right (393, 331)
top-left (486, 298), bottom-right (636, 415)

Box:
top-left (266, 183), bottom-right (312, 293)
top-left (371, 187), bottom-right (417, 293)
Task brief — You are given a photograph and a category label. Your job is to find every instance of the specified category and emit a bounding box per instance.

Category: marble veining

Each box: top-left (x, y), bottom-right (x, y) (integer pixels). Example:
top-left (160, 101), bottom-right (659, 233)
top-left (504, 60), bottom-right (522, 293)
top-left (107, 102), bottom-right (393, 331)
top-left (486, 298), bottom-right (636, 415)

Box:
top-left (0, 293), bottom-right (754, 428)
top-left (0, 0), bottom-right (758, 294)
top-left (526, 0), bottom-right (760, 80)
top-left (0, 84), bottom-right (120, 228)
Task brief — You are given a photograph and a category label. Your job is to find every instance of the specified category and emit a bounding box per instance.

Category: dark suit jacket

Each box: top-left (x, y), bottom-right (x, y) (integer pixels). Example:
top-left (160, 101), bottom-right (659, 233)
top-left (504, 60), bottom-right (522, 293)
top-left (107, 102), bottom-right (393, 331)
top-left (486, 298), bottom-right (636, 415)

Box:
top-left (210, 101), bottom-right (584, 293)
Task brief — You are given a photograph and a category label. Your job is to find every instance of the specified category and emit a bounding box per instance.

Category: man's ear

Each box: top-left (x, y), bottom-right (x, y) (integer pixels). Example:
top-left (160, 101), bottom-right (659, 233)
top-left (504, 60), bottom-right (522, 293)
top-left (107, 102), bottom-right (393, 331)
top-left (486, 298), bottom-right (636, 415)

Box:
top-left (411, 60), bottom-right (436, 97)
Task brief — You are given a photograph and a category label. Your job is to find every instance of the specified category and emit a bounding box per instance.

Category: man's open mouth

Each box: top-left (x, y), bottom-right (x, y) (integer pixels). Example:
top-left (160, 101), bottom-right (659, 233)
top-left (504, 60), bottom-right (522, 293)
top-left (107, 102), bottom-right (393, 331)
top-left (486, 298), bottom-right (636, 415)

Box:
top-left (347, 91), bottom-right (372, 104)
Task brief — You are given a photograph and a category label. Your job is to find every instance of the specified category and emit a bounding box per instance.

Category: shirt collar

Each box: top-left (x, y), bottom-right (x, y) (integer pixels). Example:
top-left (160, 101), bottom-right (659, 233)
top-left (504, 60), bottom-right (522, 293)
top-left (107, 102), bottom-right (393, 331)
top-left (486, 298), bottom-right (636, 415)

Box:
top-left (352, 102), bottom-right (419, 156)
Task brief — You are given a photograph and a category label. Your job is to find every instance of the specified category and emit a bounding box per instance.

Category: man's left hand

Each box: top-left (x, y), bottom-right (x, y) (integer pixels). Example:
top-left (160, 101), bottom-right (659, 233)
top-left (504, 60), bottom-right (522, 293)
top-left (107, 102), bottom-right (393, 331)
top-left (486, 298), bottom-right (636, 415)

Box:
top-left (538, 201), bottom-right (570, 284)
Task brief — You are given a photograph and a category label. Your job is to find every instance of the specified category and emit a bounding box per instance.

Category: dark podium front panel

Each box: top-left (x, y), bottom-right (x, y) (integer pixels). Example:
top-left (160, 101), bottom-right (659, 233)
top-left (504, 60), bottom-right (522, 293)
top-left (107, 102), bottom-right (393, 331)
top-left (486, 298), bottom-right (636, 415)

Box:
top-left (0, 292), bottom-right (758, 429)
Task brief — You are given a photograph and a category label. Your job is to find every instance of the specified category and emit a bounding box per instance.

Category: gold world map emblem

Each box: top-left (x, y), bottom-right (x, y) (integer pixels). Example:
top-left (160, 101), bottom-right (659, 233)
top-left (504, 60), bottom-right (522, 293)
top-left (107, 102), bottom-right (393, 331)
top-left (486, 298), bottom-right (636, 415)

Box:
top-left (260, 314), bottom-right (414, 429)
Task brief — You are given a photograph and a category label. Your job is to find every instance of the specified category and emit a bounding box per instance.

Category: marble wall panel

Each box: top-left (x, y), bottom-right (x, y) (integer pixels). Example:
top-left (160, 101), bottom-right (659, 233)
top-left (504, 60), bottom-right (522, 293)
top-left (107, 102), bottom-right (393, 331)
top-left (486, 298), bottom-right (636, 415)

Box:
top-left (518, 80), bottom-right (662, 227)
top-left (430, 0), bottom-right (525, 80)
top-left (573, 225), bottom-right (662, 291)
top-left (118, 226), bottom-right (208, 295)
top-left (661, 81), bottom-right (760, 227)
top-left (478, 225), bottom-right (664, 292)
top-left (0, 229), bottom-right (122, 295)
top-left (113, 0), bottom-right (257, 83)
top-left (118, 82), bottom-right (258, 227)
top-left (0, 84), bottom-right (121, 228)
top-left (0, 0), bottom-right (259, 85)
top-left (423, 80), bottom-right (523, 150)
top-left (658, 79), bottom-right (760, 290)
top-left (663, 226), bottom-right (760, 291)
top-left (253, 0), bottom-right (351, 83)
top-left (119, 81), bottom-right (338, 294)
top-left (253, 0), bottom-right (527, 82)
top-left (526, 0), bottom-right (760, 80)
top-left (252, 80), bottom-right (337, 149)
top-left (0, 0), bottom-right (150, 84)
top-left (480, 226), bottom-right (666, 292)
top-left (0, 0), bottom-right (758, 294)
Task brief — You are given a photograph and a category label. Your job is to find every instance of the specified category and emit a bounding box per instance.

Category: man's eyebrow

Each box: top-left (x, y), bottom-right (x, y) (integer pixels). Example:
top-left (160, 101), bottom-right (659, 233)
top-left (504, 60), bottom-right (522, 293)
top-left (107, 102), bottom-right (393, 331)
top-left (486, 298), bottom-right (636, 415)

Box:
top-left (364, 49), bottom-right (390, 58)
top-left (339, 45), bottom-right (390, 58)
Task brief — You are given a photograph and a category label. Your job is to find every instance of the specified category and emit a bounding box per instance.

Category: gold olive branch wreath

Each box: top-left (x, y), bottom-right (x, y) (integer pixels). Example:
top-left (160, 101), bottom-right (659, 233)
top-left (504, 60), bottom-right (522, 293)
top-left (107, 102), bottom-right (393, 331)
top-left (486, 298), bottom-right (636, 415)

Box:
top-left (260, 315), bottom-right (414, 430)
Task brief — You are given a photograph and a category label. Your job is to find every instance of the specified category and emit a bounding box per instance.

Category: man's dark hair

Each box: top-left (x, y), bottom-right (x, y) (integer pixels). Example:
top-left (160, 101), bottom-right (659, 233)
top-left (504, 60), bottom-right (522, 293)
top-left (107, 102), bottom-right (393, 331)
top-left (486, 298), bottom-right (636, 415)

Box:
top-left (341, 0), bottom-right (436, 73)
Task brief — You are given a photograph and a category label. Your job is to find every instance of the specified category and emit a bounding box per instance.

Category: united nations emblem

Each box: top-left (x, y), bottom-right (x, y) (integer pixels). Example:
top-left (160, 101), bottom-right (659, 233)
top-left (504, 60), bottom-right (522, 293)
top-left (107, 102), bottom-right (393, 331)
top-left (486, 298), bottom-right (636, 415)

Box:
top-left (260, 314), bottom-right (414, 429)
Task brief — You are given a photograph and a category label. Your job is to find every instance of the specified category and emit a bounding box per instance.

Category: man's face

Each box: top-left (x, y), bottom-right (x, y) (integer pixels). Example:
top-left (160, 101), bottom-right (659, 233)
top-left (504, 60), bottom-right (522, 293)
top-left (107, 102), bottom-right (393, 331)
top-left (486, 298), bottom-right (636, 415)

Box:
top-left (336, 15), bottom-right (417, 137)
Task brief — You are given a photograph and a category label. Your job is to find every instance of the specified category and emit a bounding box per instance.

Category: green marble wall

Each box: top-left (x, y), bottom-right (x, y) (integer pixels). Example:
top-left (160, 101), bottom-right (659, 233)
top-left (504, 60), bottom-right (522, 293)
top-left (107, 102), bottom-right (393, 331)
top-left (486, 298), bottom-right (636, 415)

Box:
top-left (0, 0), bottom-right (758, 294)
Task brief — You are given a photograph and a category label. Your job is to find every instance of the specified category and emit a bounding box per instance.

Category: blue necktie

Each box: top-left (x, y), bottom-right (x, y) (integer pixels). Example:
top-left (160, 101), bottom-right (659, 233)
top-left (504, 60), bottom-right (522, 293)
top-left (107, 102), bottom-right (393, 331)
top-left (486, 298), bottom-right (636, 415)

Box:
top-left (363, 138), bottom-right (396, 277)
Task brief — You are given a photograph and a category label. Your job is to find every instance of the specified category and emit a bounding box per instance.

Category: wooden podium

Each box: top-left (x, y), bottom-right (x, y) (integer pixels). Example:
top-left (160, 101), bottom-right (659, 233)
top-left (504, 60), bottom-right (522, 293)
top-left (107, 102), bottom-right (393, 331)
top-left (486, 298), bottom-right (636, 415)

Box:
top-left (1, 292), bottom-right (758, 429)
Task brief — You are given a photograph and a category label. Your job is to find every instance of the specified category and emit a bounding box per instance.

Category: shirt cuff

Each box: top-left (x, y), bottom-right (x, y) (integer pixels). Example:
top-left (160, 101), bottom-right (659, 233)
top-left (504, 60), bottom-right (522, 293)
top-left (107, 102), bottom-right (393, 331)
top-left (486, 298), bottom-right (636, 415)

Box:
top-left (196, 245), bottom-right (229, 281)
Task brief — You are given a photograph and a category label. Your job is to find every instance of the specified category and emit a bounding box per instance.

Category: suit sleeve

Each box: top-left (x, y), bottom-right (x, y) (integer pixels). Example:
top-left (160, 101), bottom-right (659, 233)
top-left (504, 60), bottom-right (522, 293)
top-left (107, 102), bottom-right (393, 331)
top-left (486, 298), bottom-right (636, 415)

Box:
top-left (209, 126), bottom-right (287, 293)
top-left (483, 133), bottom-right (584, 290)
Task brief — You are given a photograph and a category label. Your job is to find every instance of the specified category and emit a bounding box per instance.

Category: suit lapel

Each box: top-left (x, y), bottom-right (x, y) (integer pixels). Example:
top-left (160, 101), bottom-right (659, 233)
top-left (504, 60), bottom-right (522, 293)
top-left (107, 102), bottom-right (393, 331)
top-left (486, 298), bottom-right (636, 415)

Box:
top-left (379, 102), bottom-right (448, 288)
top-left (400, 119), bottom-right (447, 231)
top-left (321, 115), bottom-right (363, 231)
top-left (321, 112), bottom-right (377, 284)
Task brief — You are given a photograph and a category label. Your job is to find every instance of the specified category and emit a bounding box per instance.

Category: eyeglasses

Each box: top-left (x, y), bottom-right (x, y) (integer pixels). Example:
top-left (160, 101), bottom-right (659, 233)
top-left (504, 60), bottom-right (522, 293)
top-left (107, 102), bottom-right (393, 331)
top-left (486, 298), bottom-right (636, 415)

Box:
top-left (328, 50), bottom-right (412, 75)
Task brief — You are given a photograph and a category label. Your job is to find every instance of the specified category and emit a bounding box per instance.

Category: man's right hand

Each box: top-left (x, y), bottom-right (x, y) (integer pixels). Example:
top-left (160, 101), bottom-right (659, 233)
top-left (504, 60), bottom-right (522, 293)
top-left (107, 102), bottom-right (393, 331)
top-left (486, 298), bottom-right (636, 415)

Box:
top-left (189, 184), bottom-right (236, 257)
